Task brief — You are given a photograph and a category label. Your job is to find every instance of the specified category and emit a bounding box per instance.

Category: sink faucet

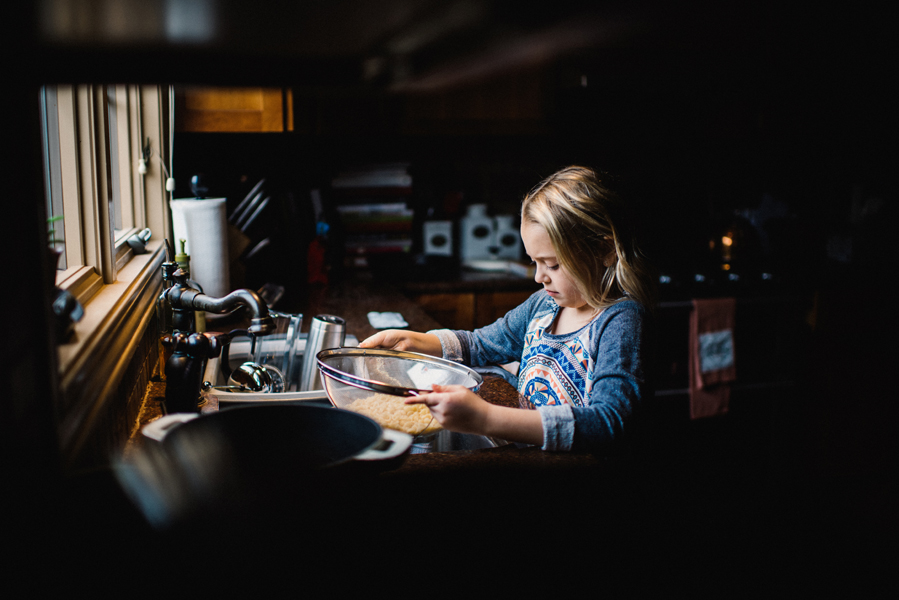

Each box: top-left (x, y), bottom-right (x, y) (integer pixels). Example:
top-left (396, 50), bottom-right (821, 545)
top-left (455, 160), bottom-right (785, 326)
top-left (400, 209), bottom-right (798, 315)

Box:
top-left (165, 269), bottom-right (275, 337)
top-left (162, 269), bottom-right (276, 413)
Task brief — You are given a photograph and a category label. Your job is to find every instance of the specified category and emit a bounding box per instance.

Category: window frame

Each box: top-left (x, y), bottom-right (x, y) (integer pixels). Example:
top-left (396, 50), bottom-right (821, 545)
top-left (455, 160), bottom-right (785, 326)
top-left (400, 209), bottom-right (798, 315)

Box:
top-left (42, 83), bottom-right (174, 466)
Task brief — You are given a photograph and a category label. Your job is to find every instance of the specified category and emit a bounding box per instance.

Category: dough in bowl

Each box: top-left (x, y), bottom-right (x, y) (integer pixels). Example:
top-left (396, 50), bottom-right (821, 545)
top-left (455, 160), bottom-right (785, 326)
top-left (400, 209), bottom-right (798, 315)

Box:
top-left (345, 392), bottom-right (440, 436)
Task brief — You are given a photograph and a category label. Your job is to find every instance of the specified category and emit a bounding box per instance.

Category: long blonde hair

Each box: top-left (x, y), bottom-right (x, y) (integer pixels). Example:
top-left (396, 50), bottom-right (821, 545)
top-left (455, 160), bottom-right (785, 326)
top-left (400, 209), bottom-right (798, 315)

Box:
top-left (521, 166), bottom-right (657, 311)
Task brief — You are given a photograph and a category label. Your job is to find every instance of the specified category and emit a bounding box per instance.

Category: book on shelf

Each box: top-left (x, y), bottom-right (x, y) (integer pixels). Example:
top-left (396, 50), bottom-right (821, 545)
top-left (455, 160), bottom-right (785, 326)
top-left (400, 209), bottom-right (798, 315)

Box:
top-left (344, 237), bottom-right (413, 254)
top-left (331, 163), bottom-right (412, 189)
top-left (335, 201), bottom-right (410, 212)
top-left (330, 164), bottom-right (416, 269)
top-left (343, 234), bottom-right (413, 269)
top-left (329, 187), bottom-right (413, 202)
top-left (335, 203), bottom-right (414, 234)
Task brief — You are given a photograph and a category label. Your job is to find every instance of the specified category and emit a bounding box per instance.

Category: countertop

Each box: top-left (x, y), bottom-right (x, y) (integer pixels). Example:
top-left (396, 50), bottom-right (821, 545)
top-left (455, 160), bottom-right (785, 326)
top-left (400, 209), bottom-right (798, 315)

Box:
top-left (125, 275), bottom-right (618, 562)
top-left (130, 275), bottom-right (609, 476)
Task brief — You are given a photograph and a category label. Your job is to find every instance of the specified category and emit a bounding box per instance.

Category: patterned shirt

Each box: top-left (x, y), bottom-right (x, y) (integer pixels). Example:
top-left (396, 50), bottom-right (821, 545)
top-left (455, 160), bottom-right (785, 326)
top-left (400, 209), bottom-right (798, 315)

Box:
top-left (430, 290), bottom-right (651, 453)
top-left (518, 308), bottom-right (597, 408)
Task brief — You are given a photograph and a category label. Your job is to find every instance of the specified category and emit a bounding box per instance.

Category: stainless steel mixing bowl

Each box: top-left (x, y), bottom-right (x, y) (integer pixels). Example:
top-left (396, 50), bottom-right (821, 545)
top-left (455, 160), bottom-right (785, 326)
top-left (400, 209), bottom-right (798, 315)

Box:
top-left (316, 348), bottom-right (483, 436)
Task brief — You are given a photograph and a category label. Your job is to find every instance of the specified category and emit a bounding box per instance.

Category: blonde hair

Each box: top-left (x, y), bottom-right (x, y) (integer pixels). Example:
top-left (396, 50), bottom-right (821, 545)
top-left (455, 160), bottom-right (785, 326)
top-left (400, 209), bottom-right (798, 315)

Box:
top-left (521, 166), bottom-right (657, 311)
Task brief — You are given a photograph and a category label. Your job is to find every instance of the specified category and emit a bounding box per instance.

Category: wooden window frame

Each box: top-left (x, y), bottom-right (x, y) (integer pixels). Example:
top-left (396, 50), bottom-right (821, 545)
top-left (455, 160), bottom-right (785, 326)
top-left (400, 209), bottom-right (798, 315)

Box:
top-left (43, 84), bottom-right (174, 466)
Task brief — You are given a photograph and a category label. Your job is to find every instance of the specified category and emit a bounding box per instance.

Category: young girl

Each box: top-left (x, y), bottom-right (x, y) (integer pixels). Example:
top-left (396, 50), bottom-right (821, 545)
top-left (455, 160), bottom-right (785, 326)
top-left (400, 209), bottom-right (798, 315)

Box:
top-left (358, 166), bottom-right (656, 453)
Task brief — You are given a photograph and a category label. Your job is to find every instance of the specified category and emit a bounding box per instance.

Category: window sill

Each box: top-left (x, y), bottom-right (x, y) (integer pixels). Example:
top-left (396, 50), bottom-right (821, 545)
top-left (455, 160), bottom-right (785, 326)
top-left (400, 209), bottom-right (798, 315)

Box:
top-left (56, 240), bottom-right (164, 467)
top-left (56, 266), bottom-right (102, 304)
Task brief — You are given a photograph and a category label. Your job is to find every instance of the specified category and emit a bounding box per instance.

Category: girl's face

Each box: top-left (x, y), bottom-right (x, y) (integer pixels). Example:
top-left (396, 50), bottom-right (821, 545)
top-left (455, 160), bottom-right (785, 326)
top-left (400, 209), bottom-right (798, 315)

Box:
top-left (521, 221), bottom-right (589, 312)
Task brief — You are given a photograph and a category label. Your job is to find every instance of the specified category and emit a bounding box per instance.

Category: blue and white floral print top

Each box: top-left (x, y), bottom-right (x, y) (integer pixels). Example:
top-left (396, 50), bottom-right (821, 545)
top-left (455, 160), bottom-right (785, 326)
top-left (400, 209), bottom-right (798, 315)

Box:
top-left (430, 290), bottom-right (651, 453)
top-left (518, 308), bottom-right (597, 408)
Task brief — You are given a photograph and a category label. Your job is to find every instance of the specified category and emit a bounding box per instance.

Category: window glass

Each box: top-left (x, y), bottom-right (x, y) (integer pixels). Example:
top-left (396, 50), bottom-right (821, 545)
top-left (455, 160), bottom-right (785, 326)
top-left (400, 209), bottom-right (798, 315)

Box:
top-left (40, 86), bottom-right (66, 269)
top-left (107, 85), bottom-right (125, 238)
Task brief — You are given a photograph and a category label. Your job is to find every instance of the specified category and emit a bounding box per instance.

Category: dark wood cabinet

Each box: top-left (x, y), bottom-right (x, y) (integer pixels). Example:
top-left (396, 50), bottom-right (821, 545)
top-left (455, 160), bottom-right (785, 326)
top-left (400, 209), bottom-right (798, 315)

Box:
top-left (175, 87), bottom-right (294, 132)
top-left (410, 292), bottom-right (475, 331)
top-left (410, 289), bottom-right (536, 331)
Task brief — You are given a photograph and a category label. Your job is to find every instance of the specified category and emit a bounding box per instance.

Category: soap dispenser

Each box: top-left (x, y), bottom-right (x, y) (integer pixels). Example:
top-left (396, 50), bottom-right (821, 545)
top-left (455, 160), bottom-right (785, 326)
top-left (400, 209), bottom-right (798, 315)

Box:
top-left (174, 238), bottom-right (190, 271)
top-left (174, 238), bottom-right (206, 332)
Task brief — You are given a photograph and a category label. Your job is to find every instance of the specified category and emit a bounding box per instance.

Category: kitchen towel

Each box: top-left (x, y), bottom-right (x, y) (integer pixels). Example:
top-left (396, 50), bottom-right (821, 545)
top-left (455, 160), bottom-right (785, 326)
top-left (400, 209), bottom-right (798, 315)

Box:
top-left (367, 311), bottom-right (408, 329)
top-left (689, 297), bottom-right (737, 419)
top-left (170, 198), bottom-right (230, 298)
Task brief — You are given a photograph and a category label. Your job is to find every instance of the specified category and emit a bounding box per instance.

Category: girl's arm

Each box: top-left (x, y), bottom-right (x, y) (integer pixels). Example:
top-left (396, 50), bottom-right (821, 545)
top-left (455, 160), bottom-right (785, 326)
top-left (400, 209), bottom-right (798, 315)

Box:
top-left (545, 300), bottom-right (651, 452)
top-left (358, 329), bottom-right (443, 356)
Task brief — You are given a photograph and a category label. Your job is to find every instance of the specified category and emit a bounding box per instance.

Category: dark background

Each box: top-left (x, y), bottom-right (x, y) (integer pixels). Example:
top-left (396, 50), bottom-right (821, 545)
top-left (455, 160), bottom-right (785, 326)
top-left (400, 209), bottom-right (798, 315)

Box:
top-left (7, 0), bottom-right (897, 581)
top-left (163, 2), bottom-right (896, 298)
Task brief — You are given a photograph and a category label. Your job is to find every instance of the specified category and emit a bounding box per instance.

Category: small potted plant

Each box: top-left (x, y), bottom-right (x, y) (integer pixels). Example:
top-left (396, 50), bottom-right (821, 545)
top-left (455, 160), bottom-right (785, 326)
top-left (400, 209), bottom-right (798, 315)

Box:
top-left (47, 214), bottom-right (64, 270)
top-left (46, 214), bottom-right (83, 341)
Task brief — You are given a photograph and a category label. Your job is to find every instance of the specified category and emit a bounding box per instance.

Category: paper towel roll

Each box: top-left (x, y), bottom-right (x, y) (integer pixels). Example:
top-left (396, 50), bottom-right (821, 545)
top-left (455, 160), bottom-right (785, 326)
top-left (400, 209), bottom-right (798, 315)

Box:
top-left (170, 198), bottom-right (229, 298)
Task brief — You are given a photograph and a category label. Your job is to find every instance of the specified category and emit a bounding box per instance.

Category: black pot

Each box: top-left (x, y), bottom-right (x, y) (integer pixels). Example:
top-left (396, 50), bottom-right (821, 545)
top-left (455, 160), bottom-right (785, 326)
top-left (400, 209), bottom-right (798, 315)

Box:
top-left (115, 404), bottom-right (412, 531)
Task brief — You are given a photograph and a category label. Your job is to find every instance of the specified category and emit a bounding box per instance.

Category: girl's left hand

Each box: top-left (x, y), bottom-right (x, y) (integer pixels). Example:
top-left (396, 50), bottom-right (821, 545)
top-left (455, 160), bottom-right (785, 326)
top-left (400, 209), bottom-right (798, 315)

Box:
top-left (405, 384), bottom-right (492, 436)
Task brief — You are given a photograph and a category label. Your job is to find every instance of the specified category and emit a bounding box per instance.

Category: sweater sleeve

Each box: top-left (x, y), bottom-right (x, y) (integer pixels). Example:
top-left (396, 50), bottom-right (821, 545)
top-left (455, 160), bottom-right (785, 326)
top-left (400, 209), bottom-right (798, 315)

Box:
top-left (431, 294), bottom-right (651, 454)
top-left (559, 301), bottom-right (651, 453)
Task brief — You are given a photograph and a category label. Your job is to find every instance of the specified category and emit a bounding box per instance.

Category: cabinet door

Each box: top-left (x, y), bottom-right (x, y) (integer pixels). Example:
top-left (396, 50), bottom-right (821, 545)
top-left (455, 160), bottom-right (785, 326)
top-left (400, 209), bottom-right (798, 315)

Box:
top-left (175, 87), bottom-right (293, 132)
top-left (474, 291), bottom-right (536, 329)
top-left (411, 293), bottom-right (475, 331)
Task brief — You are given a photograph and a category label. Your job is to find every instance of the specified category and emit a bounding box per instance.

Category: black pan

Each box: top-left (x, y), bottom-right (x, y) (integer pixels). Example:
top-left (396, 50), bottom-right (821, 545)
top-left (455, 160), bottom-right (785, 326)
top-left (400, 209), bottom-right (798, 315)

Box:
top-left (115, 403), bottom-right (411, 531)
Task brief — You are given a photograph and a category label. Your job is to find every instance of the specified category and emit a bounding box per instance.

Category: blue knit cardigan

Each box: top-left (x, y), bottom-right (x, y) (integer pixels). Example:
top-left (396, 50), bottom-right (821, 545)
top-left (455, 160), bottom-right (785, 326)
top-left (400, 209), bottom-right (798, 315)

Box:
top-left (430, 290), bottom-right (651, 453)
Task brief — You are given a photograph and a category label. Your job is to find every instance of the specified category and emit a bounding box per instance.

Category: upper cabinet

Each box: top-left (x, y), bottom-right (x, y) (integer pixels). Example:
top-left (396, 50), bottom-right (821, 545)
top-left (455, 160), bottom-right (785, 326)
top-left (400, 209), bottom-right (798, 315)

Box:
top-left (400, 68), bottom-right (549, 136)
top-left (175, 87), bottom-right (294, 132)
top-left (175, 66), bottom-right (549, 136)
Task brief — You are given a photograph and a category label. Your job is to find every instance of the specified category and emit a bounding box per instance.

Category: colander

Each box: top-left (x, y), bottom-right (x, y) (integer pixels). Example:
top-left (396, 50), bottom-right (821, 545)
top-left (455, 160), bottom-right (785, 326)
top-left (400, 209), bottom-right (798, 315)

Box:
top-left (316, 348), bottom-right (483, 437)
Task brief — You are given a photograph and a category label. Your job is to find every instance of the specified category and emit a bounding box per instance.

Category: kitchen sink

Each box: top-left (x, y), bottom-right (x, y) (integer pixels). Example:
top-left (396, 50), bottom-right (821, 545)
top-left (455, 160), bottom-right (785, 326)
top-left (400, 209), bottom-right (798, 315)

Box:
top-left (426, 429), bottom-right (507, 452)
top-left (203, 332), bottom-right (507, 452)
top-left (201, 332), bottom-right (359, 406)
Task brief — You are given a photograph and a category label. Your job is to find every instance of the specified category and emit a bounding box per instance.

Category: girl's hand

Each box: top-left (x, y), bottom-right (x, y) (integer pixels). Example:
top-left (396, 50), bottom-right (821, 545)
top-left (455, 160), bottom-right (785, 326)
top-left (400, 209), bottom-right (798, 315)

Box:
top-left (358, 330), bottom-right (443, 357)
top-left (405, 384), bottom-right (493, 436)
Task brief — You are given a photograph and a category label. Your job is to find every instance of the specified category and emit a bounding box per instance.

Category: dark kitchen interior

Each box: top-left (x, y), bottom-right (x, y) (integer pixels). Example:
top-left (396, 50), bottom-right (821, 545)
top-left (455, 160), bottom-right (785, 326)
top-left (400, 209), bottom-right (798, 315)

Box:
top-left (7, 0), bottom-right (897, 589)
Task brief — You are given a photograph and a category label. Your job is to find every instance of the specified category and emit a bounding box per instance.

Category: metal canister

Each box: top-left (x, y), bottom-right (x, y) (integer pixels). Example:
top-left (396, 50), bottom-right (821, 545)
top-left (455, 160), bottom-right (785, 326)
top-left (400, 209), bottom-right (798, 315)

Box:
top-left (299, 315), bottom-right (346, 391)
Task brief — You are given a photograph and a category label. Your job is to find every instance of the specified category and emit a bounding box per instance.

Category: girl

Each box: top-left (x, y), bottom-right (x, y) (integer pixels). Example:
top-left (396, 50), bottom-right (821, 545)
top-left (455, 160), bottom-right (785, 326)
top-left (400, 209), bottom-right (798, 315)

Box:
top-left (358, 166), bottom-right (656, 453)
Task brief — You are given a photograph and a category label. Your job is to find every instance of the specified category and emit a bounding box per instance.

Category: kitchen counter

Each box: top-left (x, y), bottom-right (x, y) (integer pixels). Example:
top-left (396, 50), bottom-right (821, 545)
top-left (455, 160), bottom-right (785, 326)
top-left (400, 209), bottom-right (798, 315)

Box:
top-left (129, 363), bottom-right (606, 475)
top-left (123, 276), bottom-right (622, 570)
top-left (128, 276), bottom-right (608, 477)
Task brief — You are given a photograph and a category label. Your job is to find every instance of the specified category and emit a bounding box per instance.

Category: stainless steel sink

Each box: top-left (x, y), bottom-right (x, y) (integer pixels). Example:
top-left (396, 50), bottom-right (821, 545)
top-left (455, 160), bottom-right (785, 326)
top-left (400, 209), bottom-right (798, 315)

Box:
top-left (201, 332), bottom-right (359, 406)
top-left (205, 332), bottom-right (507, 452)
top-left (416, 430), bottom-right (508, 453)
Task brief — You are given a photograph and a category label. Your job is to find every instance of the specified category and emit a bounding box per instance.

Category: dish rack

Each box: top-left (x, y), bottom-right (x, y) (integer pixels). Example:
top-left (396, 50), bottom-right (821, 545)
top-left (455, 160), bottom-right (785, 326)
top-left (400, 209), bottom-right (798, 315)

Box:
top-left (201, 333), bottom-right (359, 404)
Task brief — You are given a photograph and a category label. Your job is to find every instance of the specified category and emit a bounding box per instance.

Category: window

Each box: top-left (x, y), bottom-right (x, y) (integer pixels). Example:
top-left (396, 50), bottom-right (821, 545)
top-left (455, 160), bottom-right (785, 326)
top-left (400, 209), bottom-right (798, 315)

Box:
top-left (40, 84), bottom-right (174, 464)
top-left (41, 84), bottom-right (173, 297)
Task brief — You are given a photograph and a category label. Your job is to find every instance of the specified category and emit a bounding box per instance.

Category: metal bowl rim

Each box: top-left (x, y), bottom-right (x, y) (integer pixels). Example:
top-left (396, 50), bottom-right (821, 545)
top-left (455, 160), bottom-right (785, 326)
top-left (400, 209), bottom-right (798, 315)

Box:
top-left (315, 347), bottom-right (483, 397)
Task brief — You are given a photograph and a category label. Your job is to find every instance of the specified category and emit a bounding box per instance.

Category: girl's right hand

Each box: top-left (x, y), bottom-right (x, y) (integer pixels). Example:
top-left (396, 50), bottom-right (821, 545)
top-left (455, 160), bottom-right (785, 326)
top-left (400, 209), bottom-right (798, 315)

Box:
top-left (357, 330), bottom-right (443, 357)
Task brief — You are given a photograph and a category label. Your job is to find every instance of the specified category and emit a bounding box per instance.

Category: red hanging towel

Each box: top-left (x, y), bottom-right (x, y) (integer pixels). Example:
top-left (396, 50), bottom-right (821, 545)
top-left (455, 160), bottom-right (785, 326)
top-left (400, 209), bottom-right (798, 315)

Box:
top-left (689, 297), bottom-right (737, 419)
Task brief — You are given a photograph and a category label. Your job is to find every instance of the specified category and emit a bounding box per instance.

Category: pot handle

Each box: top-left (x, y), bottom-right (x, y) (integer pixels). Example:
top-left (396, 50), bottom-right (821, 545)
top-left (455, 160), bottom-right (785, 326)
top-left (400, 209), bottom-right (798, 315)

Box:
top-left (141, 412), bottom-right (200, 441)
top-left (354, 428), bottom-right (413, 461)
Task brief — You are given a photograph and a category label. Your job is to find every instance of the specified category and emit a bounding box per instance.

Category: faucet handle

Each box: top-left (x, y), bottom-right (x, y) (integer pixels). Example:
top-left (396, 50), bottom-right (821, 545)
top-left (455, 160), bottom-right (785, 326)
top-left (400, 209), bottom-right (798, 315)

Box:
top-left (165, 331), bottom-right (226, 359)
top-left (200, 331), bottom-right (235, 358)
top-left (171, 268), bottom-right (192, 285)
top-left (248, 316), bottom-right (276, 336)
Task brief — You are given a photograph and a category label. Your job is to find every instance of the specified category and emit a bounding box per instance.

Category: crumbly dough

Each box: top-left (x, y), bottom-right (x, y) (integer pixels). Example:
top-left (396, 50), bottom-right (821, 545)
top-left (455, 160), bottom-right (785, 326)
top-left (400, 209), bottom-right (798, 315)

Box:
top-left (345, 393), bottom-right (441, 436)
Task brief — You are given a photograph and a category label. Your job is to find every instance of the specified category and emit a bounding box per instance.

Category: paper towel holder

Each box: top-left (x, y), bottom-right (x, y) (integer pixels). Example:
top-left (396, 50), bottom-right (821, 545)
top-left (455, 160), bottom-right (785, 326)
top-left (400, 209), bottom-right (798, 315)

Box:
top-left (190, 174), bottom-right (209, 198)
top-left (126, 228), bottom-right (152, 255)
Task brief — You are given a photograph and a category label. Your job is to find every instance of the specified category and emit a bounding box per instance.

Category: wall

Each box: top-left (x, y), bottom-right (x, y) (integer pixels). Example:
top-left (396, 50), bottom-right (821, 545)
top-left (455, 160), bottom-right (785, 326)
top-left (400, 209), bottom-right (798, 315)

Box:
top-left (72, 317), bottom-right (161, 471)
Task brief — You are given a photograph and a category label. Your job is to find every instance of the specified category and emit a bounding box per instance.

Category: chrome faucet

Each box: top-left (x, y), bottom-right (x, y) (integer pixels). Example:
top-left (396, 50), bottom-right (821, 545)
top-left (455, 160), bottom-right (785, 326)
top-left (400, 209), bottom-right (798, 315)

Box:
top-left (162, 269), bottom-right (276, 413)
